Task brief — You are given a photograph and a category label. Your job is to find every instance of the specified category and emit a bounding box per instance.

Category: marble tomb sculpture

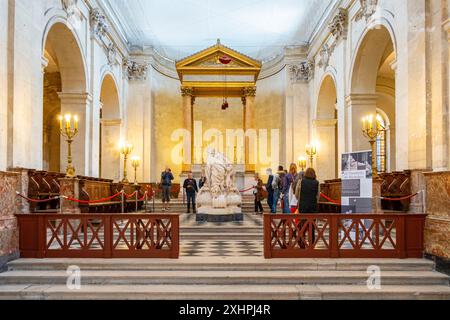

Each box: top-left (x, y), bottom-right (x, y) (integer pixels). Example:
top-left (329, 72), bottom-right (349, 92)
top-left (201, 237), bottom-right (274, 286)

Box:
top-left (197, 148), bottom-right (242, 218)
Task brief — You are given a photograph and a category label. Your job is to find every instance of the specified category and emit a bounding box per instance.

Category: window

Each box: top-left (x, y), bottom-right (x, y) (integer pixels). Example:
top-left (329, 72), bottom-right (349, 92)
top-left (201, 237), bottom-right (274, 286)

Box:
top-left (376, 113), bottom-right (387, 173)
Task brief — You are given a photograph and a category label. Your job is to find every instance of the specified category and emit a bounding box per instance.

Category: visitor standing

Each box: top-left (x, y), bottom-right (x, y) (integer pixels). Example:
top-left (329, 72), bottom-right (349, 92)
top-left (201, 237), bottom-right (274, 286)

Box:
top-left (161, 167), bottom-right (174, 212)
top-left (265, 168), bottom-right (274, 212)
top-left (298, 168), bottom-right (320, 244)
top-left (183, 172), bottom-right (198, 213)
top-left (286, 163), bottom-right (299, 213)
top-left (253, 173), bottom-right (265, 215)
top-left (271, 166), bottom-right (285, 214)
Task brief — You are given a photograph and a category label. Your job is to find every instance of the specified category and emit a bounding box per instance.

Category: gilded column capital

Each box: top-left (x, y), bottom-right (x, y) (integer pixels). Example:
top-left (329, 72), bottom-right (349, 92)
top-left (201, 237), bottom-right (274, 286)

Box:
top-left (242, 87), bottom-right (257, 97)
top-left (181, 87), bottom-right (194, 97)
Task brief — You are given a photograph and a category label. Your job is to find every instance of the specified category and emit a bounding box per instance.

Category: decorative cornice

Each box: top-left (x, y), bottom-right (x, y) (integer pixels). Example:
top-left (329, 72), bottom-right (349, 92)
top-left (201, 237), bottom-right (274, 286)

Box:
top-left (289, 61), bottom-right (314, 83)
top-left (355, 0), bottom-right (379, 22)
top-left (123, 59), bottom-right (148, 80)
top-left (328, 8), bottom-right (348, 42)
top-left (90, 8), bottom-right (110, 41)
top-left (62, 0), bottom-right (78, 17)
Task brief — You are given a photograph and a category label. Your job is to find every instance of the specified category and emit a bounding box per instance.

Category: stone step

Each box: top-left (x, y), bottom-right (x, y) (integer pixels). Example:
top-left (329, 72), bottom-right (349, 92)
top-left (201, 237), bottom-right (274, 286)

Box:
top-left (7, 258), bottom-right (437, 272)
top-left (181, 233), bottom-right (261, 240)
top-left (0, 270), bottom-right (447, 286)
top-left (1, 284), bottom-right (449, 300)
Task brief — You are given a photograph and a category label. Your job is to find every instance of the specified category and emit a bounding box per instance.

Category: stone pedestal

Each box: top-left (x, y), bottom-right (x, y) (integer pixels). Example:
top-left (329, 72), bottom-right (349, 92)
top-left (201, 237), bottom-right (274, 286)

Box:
top-left (8, 168), bottom-right (30, 214)
top-left (372, 177), bottom-right (382, 213)
top-left (409, 169), bottom-right (429, 213)
top-left (423, 171), bottom-right (450, 259)
top-left (59, 178), bottom-right (81, 214)
top-left (0, 171), bottom-right (20, 266)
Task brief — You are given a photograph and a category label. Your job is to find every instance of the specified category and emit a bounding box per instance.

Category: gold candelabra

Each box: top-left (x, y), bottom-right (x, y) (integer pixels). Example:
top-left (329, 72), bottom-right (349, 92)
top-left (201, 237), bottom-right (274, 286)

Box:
top-left (131, 156), bottom-right (140, 185)
top-left (59, 114), bottom-right (79, 178)
top-left (306, 143), bottom-right (318, 168)
top-left (362, 114), bottom-right (385, 178)
top-left (119, 141), bottom-right (134, 183)
top-left (298, 156), bottom-right (307, 172)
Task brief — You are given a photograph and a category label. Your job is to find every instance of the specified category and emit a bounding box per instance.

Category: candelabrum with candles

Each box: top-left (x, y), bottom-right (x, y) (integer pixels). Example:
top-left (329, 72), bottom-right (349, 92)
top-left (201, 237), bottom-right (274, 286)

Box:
top-left (131, 156), bottom-right (140, 186)
top-left (306, 144), bottom-right (318, 168)
top-left (362, 114), bottom-right (385, 178)
top-left (298, 157), bottom-right (307, 173)
top-left (59, 114), bottom-right (79, 178)
top-left (120, 141), bottom-right (134, 183)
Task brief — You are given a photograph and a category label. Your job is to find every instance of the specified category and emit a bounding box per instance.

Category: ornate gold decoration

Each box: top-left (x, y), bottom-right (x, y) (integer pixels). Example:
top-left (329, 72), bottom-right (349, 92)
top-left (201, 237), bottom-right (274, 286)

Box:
top-left (59, 114), bottom-right (79, 178)
top-left (176, 40), bottom-right (261, 98)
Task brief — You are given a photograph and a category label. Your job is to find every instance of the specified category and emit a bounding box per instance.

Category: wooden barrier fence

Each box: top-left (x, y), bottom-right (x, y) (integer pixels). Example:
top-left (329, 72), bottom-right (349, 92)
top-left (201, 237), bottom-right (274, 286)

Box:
top-left (16, 213), bottom-right (179, 259)
top-left (264, 213), bottom-right (426, 259)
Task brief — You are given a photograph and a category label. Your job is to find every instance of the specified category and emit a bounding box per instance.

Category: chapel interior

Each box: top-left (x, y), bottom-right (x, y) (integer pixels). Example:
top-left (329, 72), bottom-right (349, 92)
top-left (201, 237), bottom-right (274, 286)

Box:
top-left (0, 0), bottom-right (449, 300)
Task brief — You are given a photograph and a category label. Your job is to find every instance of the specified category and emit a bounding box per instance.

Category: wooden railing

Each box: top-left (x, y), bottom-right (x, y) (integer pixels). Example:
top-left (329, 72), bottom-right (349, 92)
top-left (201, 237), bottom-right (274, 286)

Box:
top-left (16, 213), bottom-right (179, 259)
top-left (264, 213), bottom-right (426, 259)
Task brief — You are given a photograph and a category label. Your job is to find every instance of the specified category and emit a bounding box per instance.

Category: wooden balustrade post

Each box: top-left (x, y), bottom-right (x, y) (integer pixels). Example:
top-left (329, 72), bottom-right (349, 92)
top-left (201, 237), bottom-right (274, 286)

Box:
top-left (171, 214), bottom-right (180, 259)
top-left (330, 215), bottom-right (339, 258)
top-left (104, 215), bottom-right (112, 258)
top-left (263, 214), bottom-right (272, 259)
top-left (37, 215), bottom-right (45, 258)
top-left (397, 215), bottom-right (407, 259)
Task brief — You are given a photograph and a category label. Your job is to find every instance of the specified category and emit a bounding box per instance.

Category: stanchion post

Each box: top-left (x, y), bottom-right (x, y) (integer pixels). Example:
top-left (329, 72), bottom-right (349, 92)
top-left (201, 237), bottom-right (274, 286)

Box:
top-left (153, 191), bottom-right (155, 213)
top-left (121, 190), bottom-right (125, 213)
top-left (145, 191), bottom-right (148, 213)
top-left (135, 190), bottom-right (138, 213)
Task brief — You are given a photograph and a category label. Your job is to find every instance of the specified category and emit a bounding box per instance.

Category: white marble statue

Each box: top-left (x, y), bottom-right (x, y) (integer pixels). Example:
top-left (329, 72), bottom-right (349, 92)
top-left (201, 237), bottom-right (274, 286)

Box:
top-left (197, 148), bottom-right (242, 214)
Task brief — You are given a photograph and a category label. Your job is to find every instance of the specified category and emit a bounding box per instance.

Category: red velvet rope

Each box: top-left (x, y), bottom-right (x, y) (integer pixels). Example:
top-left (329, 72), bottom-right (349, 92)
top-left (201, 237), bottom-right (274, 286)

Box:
top-left (320, 193), bottom-right (341, 205)
top-left (16, 192), bottom-right (60, 203)
top-left (64, 191), bottom-right (123, 204)
top-left (380, 192), bottom-right (419, 201)
top-left (239, 187), bottom-right (255, 193)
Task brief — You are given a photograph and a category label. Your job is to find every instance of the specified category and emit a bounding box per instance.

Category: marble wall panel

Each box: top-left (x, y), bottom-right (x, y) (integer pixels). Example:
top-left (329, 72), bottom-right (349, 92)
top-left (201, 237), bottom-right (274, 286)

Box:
top-left (0, 171), bottom-right (20, 258)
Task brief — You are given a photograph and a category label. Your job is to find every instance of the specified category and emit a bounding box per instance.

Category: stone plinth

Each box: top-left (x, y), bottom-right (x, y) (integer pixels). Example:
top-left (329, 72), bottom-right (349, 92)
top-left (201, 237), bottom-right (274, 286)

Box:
top-left (8, 168), bottom-right (30, 214)
top-left (0, 171), bottom-right (20, 264)
top-left (409, 169), bottom-right (428, 213)
top-left (423, 171), bottom-right (450, 259)
top-left (372, 177), bottom-right (382, 213)
top-left (59, 178), bottom-right (81, 214)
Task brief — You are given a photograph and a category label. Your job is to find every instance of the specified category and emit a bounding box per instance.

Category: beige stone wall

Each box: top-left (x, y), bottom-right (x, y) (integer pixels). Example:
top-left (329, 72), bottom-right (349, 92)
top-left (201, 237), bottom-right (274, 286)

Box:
top-left (151, 70), bottom-right (183, 182)
top-left (0, 0), bottom-right (8, 171)
top-left (424, 172), bottom-right (450, 259)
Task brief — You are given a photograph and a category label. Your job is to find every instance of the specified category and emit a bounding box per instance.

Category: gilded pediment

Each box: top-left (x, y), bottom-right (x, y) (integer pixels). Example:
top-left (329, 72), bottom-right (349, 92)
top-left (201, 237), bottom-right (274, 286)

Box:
top-left (176, 40), bottom-right (262, 83)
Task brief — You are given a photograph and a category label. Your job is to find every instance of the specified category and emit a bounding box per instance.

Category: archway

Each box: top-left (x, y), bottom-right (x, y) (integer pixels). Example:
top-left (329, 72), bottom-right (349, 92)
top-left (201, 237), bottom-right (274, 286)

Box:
top-left (348, 25), bottom-right (396, 173)
top-left (42, 22), bottom-right (87, 174)
top-left (99, 74), bottom-right (121, 180)
top-left (315, 75), bottom-right (338, 180)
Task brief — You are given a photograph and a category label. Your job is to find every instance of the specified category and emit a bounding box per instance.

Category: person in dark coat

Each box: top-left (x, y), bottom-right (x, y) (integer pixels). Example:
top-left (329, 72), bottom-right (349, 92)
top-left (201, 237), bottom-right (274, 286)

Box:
top-left (298, 168), bottom-right (320, 246)
top-left (161, 167), bottom-right (174, 211)
top-left (183, 172), bottom-right (198, 213)
top-left (265, 168), bottom-right (274, 212)
top-left (253, 173), bottom-right (265, 215)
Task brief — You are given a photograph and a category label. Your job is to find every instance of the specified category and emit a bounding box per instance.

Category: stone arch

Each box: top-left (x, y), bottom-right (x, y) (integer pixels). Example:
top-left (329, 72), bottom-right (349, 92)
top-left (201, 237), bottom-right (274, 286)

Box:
top-left (99, 73), bottom-right (122, 180)
top-left (315, 74), bottom-right (338, 180)
top-left (348, 24), bottom-right (396, 172)
top-left (42, 20), bottom-right (89, 175)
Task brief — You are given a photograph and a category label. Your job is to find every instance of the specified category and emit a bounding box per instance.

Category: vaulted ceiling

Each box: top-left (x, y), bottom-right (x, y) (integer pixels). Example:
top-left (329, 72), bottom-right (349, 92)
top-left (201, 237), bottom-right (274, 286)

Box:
top-left (102, 0), bottom-right (336, 62)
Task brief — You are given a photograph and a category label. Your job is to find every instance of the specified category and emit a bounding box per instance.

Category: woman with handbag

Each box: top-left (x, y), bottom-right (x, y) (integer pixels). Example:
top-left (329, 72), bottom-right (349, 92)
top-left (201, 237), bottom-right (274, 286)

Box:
top-left (253, 173), bottom-right (265, 215)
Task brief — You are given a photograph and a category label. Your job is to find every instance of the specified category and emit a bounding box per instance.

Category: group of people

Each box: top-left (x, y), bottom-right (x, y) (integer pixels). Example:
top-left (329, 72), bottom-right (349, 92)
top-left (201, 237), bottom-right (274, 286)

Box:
top-left (252, 164), bottom-right (320, 215)
top-left (161, 164), bottom-right (320, 215)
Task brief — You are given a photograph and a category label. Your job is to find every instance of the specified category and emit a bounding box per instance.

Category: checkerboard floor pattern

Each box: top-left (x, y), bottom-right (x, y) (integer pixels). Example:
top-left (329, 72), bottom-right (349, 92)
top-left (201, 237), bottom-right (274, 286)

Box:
top-left (180, 240), bottom-right (263, 257)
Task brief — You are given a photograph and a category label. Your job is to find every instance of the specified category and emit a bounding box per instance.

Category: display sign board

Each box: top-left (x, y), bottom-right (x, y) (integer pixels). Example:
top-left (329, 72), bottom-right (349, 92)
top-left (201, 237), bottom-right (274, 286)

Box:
top-left (341, 151), bottom-right (373, 214)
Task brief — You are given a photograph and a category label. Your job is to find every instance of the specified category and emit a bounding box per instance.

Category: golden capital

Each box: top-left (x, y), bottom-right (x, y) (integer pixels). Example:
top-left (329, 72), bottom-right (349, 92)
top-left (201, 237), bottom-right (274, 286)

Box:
top-left (181, 87), bottom-right (194, 97)
top-left (242, 87), bottom-right (257, 97)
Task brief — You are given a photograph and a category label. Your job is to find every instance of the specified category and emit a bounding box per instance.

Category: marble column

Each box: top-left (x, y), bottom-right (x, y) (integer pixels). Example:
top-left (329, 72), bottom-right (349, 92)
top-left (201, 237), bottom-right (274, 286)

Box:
top-left (345, 94), bottom-right (378, 153)
top-left (243, 87), bottom-right (256, 173)
top-left (181, 87), bottom-right (194, 172)
top-left (313, 119), bottom-right (337, 180)
top-left (58, 92), bottom-right (93, 177)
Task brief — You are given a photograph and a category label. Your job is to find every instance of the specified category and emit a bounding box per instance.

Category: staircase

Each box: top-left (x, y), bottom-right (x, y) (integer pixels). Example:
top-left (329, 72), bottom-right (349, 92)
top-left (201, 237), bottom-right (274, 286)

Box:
top-left (0, 258), bottom-right (449, 300)
top-left (146, 195), bottom-right (271, 214)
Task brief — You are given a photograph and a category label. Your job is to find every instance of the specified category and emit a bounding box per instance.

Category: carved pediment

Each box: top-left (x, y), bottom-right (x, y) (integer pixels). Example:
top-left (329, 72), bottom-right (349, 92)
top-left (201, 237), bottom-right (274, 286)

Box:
top-left (176, 40), bottom-right (262, 82)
